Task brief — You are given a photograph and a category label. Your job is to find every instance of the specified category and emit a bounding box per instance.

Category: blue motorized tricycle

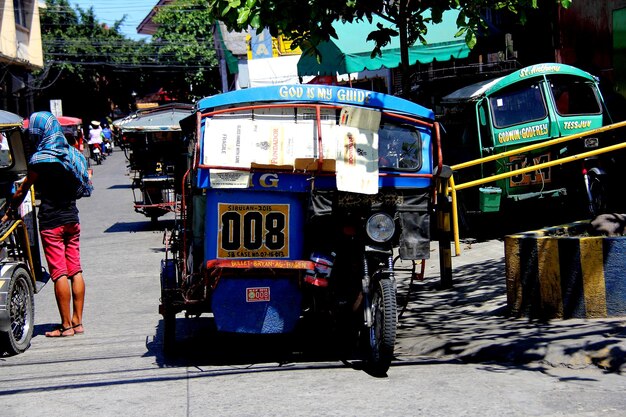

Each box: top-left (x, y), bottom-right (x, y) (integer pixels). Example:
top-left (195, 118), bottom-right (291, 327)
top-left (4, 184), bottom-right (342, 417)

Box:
top-left (160, 85), bottom-right (441, 373)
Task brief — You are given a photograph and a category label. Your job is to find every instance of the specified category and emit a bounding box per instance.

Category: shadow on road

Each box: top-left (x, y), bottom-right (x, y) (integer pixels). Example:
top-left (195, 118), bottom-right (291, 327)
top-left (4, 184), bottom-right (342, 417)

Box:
top-left (395, 255), bottom-right (626, 373)
top-left (104, 219), bottom-right (175, 233)
top-left (139, 243), bottom-right (626, 375)
top-left (147, 315), bottom-right (364, 369)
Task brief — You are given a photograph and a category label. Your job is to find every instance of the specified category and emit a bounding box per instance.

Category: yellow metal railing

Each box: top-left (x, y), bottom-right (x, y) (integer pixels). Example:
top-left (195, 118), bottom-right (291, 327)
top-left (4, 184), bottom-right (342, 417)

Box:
top-left (0, 219), bottom-right (36, 286)
top-left (0, 185), bottom-right (38, 286)
top-left (446, 120), bottom-right (626, 256)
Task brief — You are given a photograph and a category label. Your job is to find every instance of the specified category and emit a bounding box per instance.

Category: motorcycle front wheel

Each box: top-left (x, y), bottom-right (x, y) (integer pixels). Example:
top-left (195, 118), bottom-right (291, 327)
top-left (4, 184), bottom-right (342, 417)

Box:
top-left (366, 278), bottom-right (397, 375)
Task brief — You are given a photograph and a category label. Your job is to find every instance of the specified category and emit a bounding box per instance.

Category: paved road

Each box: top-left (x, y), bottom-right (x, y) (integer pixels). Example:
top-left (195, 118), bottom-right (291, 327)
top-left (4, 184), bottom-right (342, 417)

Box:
top-left (1, 149), bottom-right (625, 417)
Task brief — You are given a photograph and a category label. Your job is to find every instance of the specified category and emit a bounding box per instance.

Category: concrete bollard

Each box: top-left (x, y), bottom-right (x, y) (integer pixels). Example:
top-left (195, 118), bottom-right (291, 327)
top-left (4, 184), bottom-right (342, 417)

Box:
top-left (505, 220), bottom-right (626, 319)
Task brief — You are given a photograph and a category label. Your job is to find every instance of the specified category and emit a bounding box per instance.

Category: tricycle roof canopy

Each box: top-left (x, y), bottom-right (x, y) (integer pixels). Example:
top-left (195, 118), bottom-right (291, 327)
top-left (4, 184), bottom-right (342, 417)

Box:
top-left (442, 63), bottom-right (597, 103)
top-left (296, 9), bottom-right (470, 77)
top-left (195, 84), bottom-right (435, 121)
top-left (22, 115), bottom-right (82, 129)
top-left (114, 103), bottom-right (194, 133)
top-left (0, 110), bottom-right (23, 129)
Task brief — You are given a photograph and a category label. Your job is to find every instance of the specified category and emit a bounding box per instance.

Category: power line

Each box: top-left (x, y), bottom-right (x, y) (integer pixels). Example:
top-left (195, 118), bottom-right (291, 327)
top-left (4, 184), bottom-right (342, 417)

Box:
top-left (42, 39), bottom-right (214, 45)
top-left (47, 60), bottom-right (218, 69)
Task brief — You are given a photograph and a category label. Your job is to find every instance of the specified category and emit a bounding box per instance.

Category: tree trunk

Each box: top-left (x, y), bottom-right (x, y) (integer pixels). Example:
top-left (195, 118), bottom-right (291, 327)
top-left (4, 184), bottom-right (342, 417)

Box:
top-left (398, 1), bottom-right (411, 99)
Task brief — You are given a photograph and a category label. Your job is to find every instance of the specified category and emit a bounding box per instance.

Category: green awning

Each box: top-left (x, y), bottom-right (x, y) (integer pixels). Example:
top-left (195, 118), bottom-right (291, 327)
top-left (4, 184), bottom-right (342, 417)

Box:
top-left (297, 10), bottom-right (470, 76)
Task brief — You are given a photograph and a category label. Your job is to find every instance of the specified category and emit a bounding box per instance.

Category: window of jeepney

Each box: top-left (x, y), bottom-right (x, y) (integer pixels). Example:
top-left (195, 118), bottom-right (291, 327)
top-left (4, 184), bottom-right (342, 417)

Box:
top-left (378, 123), bottom-right (422, 171)
top-left (489, 81), bottom-right (547, 128)
top-left (548, 75), bottom-right (602, 116)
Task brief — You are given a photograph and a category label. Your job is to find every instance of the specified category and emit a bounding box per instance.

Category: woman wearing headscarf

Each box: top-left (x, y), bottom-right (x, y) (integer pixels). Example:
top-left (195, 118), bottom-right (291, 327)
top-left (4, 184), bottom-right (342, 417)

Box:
top-left (2, 112), bottom-right (92, 337)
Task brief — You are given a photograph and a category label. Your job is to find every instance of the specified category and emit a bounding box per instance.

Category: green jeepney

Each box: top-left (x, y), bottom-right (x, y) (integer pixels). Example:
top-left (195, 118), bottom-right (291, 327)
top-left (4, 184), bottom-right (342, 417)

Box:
top-left (440, 62), bottom-right (618, 223)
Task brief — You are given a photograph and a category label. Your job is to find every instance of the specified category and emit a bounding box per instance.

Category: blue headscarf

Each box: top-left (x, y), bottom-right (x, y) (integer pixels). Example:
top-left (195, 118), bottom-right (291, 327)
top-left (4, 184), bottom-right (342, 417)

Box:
top-left (28, 111), bottom-right (93, 198)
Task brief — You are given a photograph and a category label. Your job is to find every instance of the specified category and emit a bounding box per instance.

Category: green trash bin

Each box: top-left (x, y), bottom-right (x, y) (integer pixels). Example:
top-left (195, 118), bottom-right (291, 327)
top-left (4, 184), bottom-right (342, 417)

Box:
top-left (479, 187), bottom-right (502, 213)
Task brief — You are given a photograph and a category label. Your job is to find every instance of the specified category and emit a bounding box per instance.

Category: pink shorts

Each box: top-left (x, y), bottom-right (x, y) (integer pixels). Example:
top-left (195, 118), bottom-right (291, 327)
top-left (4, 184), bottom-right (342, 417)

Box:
top-left (40, 223), bottom-right (82, 281)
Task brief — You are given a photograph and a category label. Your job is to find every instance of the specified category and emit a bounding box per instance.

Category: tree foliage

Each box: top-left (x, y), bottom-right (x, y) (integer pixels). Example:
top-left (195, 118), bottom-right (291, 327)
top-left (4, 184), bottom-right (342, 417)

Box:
top-left (206, 0), bottom-right (572, 96)
top-left (37, 0), bottom-right (150, 119)
top-left (152, 0), bottom-right (220, 94)
top-left (36, 0), bottom-right (221, 122)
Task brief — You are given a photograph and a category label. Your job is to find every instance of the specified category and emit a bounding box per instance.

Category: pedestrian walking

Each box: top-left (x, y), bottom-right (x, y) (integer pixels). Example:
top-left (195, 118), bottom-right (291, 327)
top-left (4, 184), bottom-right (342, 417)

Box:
top-left (2, 111), bottom-right (92, 337)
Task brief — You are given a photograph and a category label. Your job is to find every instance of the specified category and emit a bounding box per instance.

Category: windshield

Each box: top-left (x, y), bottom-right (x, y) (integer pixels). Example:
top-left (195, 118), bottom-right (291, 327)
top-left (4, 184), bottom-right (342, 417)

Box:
top-left (549, 75), bottom-right (602, 116)
top-left (378, 123), bottom-right (422, 171)
top-left (490, 82), bottom-right (547, 128)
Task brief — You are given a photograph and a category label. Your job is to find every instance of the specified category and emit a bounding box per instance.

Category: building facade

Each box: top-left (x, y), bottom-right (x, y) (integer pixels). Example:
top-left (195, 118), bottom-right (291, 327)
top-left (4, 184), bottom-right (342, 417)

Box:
top-left (0, 0), bottom-right (44, 116)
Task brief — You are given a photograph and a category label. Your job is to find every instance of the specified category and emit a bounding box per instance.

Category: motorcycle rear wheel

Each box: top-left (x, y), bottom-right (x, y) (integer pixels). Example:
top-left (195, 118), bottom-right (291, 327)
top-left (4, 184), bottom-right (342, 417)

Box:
top-left (0, 268), bottom-right (35, 355)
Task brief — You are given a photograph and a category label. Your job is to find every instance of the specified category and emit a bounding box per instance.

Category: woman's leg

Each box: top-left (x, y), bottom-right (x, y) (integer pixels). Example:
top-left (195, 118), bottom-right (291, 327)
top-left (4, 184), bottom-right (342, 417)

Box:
top-left (70, 272), bottom-right (85, 330)
top-left (45, 275), bottom-right (74, 337)
top-left (65, 223), bottom-right (85, 331)
top-left (41, 226), bottom-right (74, 337)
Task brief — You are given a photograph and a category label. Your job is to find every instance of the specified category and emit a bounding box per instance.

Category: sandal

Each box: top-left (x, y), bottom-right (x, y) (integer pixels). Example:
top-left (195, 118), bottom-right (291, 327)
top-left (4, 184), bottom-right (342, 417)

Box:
top-left (72, 323), bottom-right (84, 334)
top-left (45, 326), bottom-right (74, 337)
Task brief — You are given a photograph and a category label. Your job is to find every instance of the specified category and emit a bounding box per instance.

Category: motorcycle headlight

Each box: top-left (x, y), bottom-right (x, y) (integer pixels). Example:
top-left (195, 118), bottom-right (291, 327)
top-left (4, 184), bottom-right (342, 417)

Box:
top-left (366, 213), bottom-right (395, 243)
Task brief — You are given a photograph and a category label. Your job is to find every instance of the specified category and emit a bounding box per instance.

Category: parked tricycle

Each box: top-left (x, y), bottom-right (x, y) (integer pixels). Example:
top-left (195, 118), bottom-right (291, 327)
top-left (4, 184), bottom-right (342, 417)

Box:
top-left (440, 63), bottom-right (623, 231)
top-left (0, 110), bottom-right (48, 354)
top-left (115, 104), bottom-right (193, 223)
top-left (160, 85), bottom-right (441, 374)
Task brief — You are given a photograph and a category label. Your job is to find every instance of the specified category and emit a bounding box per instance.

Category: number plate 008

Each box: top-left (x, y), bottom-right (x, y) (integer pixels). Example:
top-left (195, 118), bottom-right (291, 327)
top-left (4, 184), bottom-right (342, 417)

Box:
top-left (217, 203), bottom-right (289, 258)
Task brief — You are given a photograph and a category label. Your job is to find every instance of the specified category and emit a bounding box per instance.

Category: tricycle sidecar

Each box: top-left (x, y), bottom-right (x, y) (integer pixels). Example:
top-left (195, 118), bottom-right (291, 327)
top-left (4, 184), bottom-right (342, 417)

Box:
top-left (160, 86), bottom-right (441, 374)
top-left (115, 103), bottom-right (193, 223)
top-left (440, 63), bottom-right (623, 231)
top-left (0, 110), bottom-right (48, 355)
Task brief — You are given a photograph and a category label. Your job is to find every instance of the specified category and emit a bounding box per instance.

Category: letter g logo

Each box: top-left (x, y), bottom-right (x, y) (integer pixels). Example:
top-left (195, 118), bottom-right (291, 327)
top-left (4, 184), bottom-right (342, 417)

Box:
top-left (259, 173), bottom-right (279, 188)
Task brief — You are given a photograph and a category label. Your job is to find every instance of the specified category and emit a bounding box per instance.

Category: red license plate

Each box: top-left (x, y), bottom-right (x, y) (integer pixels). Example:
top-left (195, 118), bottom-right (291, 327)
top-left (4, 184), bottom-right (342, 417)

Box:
top-left (246, 287), bottom-right (270, 302)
